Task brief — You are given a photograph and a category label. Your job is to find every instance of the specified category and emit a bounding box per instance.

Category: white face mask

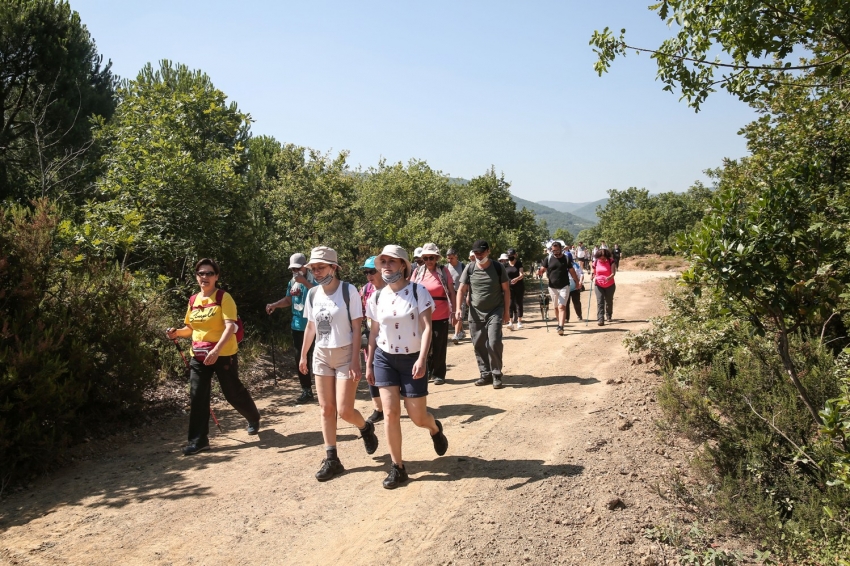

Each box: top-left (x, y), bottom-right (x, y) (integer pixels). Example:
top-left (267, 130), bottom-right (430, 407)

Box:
top-left (382, 269), bottom-right (404, 284)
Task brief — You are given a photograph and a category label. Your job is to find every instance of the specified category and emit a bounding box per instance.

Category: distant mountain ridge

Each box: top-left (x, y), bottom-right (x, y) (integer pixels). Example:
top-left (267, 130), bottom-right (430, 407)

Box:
top-left (537, 198), bottom-right (608, 222)
top-left (511, 195), bottom-right (595, 236)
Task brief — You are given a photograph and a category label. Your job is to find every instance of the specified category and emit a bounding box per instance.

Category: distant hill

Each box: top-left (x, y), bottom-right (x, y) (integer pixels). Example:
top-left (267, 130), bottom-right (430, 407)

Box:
top-left (537, 198), bottom-right (609, 222)
top-left (512, 195), bottom-right (596, 236)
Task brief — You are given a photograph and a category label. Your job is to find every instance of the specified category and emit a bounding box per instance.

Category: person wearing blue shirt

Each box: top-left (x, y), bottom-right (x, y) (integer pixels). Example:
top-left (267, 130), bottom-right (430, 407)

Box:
top-left (267, 252), bottom-right (317, 403)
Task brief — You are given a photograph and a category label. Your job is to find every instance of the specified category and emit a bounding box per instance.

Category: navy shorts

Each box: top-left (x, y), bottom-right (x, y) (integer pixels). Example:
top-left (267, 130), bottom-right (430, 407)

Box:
top-left (373, 347), bottom-right (428, 398)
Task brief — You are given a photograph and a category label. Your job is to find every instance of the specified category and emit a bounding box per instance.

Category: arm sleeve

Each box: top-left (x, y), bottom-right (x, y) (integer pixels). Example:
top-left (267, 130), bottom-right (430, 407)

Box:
top-left (444, 268), bottom-right (454, 290)
top-left (285, 281), bottom-right (293, 298)
top-left (458, 264), bottom-right (470, 285)
top-left (417, 284), bottom-right (434, 313)
top-left (221, 292), bottom-right (238, 321)
top-left (304, 290), bottom-right (313, 322)
top-left (499, 264), bottom-right (509, 284)
top-left (183, 301), bottom-right (192, 325)
top-left (348, 283), bottom-right (364, 319)
top-left (366, 292), bottom-right (377, 321)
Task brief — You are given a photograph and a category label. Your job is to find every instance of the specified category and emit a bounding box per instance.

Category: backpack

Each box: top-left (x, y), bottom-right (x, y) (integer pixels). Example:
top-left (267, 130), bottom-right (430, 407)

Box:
top-left (307, 282), bottom-right (353, 327)
top-left (189, 289), bottom-right (245, 343)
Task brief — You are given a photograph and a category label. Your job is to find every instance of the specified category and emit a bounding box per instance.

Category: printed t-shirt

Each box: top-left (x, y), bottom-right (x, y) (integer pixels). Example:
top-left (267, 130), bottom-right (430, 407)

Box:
top-left (286, 272), bottom-right (317, 332)
top-left (570, 261), bottom-right (584, 288)
top-left (543, 253), bottom-right (573, 290)
top-left (366, 282), bottom-right (433, 355)
top-left (594, 258), bottom-right (615, 288)
top-left (416, 267), bottom-right (453, 321)
top-left (185, 291), bottom-right (238, 356)
top-left (445, 261), bottom-right (464, 291)
top-left (458, 260), bottom-right (508, 323)
top-left (303, 282), bottom-right (363, 348)
top-left (504, 260), bottom-right (523, 286)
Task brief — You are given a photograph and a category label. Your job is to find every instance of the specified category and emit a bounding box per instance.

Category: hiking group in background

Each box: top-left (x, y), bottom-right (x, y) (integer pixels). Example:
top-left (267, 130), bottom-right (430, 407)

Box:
top-left (166, 237), bottom-right (618, 488)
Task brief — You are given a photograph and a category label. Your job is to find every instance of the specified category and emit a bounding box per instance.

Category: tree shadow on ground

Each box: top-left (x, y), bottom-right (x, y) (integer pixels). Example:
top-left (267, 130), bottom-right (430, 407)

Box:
top-left (430, 403), bottom-right (506, 424)
top-left (344, 454), bottom-right (584, 490)
top-left (504, 374), bottom-right (600, 388)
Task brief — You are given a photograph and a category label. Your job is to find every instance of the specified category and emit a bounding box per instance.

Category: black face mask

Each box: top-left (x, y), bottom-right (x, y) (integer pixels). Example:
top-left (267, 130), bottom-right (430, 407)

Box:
top-left (508, 255), bottom-right (516, 261)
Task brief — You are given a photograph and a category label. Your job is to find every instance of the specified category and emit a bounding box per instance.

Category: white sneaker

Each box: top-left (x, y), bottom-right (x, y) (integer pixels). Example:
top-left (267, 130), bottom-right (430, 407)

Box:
top-left (458, 331), bottom-right (466, 340)
top-left (510, 323), bottom-right (517, 331)
top-left (452, 334), bottom-right (460, 345)
top-left (516, 322), bottom-right (524, 330)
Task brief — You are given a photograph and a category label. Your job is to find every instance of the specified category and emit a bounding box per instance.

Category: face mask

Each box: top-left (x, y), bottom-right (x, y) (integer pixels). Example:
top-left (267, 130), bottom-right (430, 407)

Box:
top-left (382, 269), bottom-right (404, 284)
top-left (508, 255), bottom-right (516, 261)
top-left (315, 273), bottom-right (334, 286)
top-left (476, 257), bottom-right (488, 266)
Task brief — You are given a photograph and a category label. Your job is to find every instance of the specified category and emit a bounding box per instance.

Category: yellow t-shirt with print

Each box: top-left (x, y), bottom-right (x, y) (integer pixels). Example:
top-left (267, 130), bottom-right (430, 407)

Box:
top-left (184, 291), bottom-right (239, 356)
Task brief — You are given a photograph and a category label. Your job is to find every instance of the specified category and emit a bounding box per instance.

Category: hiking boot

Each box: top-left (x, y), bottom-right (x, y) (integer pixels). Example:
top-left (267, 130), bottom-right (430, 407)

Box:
top-left (361, 420), bottom-right (379, 455)
top-left (182, 440), bottom-right (210, 456)
top-left (431, 419), bottom-right (448, 456)
top-left (598, 320), bottom-right (605, 326)
top-left (315, 458), bottom-right (345, 482)
top-left (474, 377), bottom-right (492, 386)
top-left (383, 462), bottom-right (409, 489)
top-left (247, 421), bottom-right (260, 435)
top-left (433, 376), bottom-right (445, 385)
top-left (295, 390), bottom-right (314, 404)
top-left (366, 409), bottom-right (384, 424)
top-left (493, 377), bottom-right (504, 389)
top-left (557, 326), bottom-right (564, 336)
top-left (606, 316), bottom-right (612, 322)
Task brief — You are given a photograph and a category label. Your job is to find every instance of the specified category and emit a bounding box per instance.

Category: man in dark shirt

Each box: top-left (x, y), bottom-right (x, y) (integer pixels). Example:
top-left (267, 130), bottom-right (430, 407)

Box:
top-left (456, 239), bottom-right (510, 389)
top-left (537, 241), bottom-right (579, 336)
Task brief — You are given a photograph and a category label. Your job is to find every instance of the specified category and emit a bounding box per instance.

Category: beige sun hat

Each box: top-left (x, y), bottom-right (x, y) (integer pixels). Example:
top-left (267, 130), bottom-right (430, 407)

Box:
top-left (420, 242), bottom-right (441, 257)
top-left (306, 246), bottom-right (339, 266)
top-left (498, 253), bottom-right (509, 261)
top-left (377, 244), bottom-right (412, 275)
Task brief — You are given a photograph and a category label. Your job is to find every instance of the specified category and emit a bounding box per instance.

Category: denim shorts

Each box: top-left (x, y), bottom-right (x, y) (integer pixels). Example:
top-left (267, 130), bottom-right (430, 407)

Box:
top-left (373, 347), bottom-right (428, 398)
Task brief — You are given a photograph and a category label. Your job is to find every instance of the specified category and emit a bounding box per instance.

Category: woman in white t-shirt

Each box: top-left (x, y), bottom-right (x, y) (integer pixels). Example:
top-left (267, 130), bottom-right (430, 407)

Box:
top-left (300, 246), bottom-right (379, 483)
top-left (365, 245), bottom-right (449, 489)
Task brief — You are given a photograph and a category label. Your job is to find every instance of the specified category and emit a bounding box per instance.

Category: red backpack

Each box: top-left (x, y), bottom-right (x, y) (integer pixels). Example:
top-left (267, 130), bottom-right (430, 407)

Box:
top-left (188, 289), bottom-right (245, 343)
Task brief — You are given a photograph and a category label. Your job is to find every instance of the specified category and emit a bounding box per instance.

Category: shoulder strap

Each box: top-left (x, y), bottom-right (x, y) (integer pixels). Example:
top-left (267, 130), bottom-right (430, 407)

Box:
top-left (342, 282), bottom-right (352, 326)
top-left (215, 289), bottom-right (225, 304)
top-left (189, 293), bottom-right (198, 309)
top-left (307, 286), bottom-right (318, 309)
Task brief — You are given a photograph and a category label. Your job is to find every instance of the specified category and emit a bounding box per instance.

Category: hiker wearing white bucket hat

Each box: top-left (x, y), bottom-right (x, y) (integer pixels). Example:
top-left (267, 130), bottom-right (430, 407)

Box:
top-left (300, 246), bottom-right (379, 482)
top-left (365, 244), bottom-right (448, 489)
top-left (412, 243), bottom-right (456, 386)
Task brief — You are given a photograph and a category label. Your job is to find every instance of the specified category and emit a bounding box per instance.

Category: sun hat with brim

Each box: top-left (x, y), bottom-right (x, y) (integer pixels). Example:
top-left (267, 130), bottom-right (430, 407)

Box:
top-left (289, 252), bottom-right (307, 269)
top-left (306, 246), bottom-right (338, 266)
top-left (498, 253), bottom-right (509, 261)
top-left (420, 242), bottom-right (441, 257)
top-left (413, 247), bottom-right (424, 259)
top-left (377, 245), bottom-right (412, 275)
top-left (361, 256), bottom-right (377, 270)
top-left (468, 250), bottom-right (475, 259)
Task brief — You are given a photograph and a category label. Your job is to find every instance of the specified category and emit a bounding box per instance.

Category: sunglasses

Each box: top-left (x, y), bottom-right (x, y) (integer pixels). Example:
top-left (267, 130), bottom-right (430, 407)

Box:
top-left (422, 256), bottom-right (438, 261)
top-left (196, 270), bottom-right (216, 277)
top-left (363, 269), bottom-right (377, 275)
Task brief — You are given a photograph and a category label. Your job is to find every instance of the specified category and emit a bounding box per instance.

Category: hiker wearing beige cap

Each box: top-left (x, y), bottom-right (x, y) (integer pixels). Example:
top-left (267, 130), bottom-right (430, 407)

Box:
top-left (299, 246), bottom-right (379, 482)
top-left (365, 244), bottom-right (448, 489)
top-left (412, 243), bottom-right (456, 386)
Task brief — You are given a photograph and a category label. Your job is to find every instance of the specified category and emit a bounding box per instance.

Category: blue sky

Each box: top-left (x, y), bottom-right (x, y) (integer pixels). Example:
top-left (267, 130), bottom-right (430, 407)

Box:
top-left (71, 0), bottom-right (757, 203)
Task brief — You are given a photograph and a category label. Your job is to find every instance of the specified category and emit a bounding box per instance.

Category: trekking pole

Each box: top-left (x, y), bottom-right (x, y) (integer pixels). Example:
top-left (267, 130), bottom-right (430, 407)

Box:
top-left (538, 279), bottom-right (549, 332)
top-left (269, 318), bottom-right (279, 387)
top-left (585, 278), bottom-right (595, 327)
top-left (171, 338), bottom-right (223, 433)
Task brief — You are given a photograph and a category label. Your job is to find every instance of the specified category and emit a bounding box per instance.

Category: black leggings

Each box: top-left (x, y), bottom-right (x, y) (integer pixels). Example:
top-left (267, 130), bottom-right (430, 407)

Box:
top-left (509, 284), bottom-right (524, 321)
top-left (188, 354), bottom-right (260, 443)
top-left (566, 289), bottom-right (583, 321)
top-left (292, 329), bottom-right (314, 391)
top-left (428, 319), bottom-right (451, 379)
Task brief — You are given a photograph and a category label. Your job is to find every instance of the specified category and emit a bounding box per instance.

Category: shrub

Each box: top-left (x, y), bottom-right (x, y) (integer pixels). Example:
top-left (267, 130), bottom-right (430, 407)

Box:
top-left (0, 200), bottom-right (165, 486)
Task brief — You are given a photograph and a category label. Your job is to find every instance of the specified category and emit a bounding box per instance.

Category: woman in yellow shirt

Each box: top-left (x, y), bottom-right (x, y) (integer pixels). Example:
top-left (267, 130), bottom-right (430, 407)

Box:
top-left (166, 258), bottom-right (261, 455)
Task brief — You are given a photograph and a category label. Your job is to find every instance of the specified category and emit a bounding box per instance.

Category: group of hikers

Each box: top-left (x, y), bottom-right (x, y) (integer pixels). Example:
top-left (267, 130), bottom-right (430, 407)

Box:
top-left (165, 238), bottom-right (618, 489)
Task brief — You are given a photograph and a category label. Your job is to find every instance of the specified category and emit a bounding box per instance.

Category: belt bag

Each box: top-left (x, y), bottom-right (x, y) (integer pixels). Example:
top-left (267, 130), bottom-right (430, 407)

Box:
top-left (192, 341), bottom-right (218, 362)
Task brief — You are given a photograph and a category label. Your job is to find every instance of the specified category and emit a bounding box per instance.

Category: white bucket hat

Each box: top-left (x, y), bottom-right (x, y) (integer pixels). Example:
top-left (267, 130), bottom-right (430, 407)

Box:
top-left (306, 246), bottom-right (339, 267)
top-left (498, 253), bottom-right (509, 261)
top-left (413, 247), bottom-right (424, 259)
top-left (420, 242), bottom-right (441, 257)
top-left (468, 250), bottom-right (475, 259)
top-left (377, 244), bottom-right (412, 276)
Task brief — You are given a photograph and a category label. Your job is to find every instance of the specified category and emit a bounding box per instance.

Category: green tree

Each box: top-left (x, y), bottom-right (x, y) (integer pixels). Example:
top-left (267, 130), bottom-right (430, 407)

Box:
top-left (0, 0), bottom-right (116, 203)
top-left (551, 227), bottom-right (573, 246)
top-left (83, 61), bottom-right (251, 278)
top-left (591, 0), bottom-right (850, 110)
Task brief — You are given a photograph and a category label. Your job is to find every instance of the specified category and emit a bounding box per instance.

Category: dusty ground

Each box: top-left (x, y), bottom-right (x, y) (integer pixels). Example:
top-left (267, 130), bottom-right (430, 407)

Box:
top-left (1, 271), bottom-right (697, 566)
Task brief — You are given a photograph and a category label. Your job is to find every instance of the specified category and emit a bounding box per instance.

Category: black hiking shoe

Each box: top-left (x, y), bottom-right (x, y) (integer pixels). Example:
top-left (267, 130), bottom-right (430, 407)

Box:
top-left (431, 420), bottom-right (448, 456)
top-left (315, 458), bottom-right (344, 482)
top-left (247, 421), bottom-right (260, 435)
top-left (492, 377), bottom-right (503, 389)
top-left (366, 409), bottom-right (384, 424)
top-left (433, 376), bottom-right (445, 385)
top-left (383, 463), bottom-right (409, 489)
top-left (295, 390), bottom-right (314, 404)
top-left (361, 420), bottom-right (379, 455)
top-left (598, 320), bottom-right (605, 326)
top-left (182, 440), bottom-right (210, 456)
top-left (474, 377), bottom-right (492, 386)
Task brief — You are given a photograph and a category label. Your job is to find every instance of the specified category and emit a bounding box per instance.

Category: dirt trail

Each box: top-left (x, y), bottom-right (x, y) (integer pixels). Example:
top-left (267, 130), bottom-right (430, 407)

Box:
top-left (1, 271), bottom-right (686, 566)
